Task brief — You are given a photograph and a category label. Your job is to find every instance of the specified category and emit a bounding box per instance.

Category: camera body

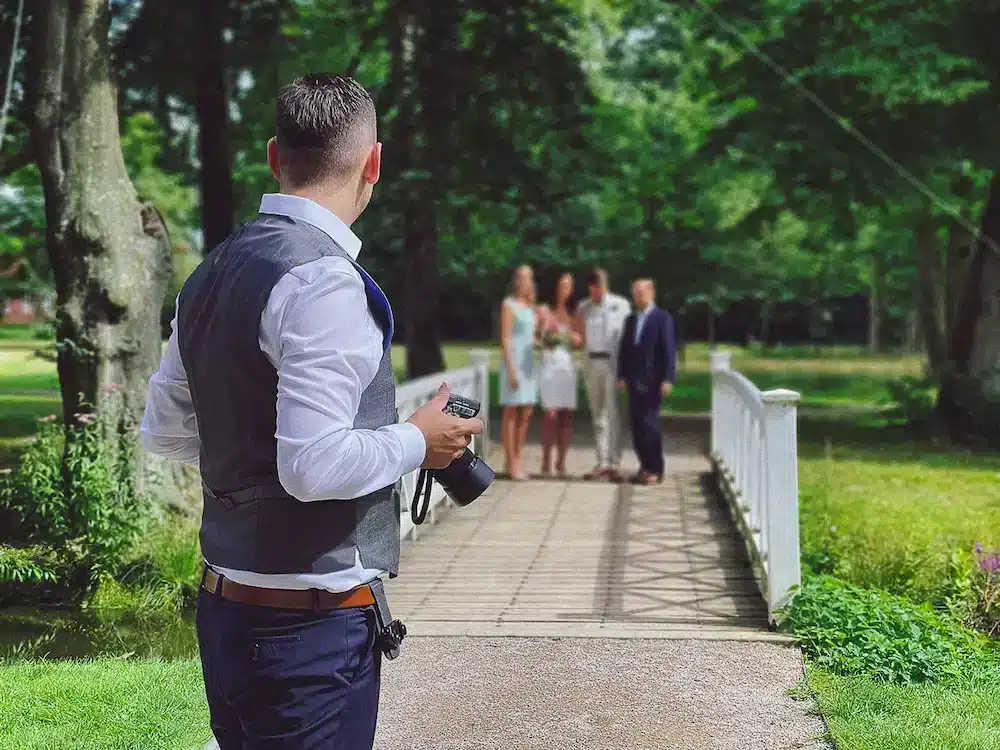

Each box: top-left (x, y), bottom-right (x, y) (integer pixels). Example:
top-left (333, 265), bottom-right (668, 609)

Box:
top-left (435, 394), bottom-right (494, 506)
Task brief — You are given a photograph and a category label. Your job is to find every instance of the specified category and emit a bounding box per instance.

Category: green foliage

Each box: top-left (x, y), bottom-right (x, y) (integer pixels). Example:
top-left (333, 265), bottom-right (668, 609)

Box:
top-left (0, 415), bottom-right (144, 581)
top-left (782, 576), bottom-right (990, 684)
top-left (120, 113), bottom-right (197, 236)
top-left (0, 545), bottom-right (60, 585)
top-left (87, 521), bottom-right (203, 617)
top-left (886, 376), bottom-right (938, 424)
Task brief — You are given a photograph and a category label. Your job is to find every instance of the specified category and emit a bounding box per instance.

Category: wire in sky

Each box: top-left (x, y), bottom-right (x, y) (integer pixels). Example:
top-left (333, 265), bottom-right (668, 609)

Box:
top-left (685, 0), bottom-right (997, 253)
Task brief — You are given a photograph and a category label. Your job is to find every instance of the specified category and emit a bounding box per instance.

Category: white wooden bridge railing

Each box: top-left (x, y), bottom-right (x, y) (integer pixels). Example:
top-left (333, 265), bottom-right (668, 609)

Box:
top-left (709, 350), bottom-right (801, 624)
top-left (395, 350), bottom-right (491, 542)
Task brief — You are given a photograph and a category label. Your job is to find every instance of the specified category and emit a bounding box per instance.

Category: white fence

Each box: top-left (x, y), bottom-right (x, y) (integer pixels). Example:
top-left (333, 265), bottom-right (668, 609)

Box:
top-left (395, 350), bottom-right (491, 542)
top-left (709, 350), bottom-right (801, 623)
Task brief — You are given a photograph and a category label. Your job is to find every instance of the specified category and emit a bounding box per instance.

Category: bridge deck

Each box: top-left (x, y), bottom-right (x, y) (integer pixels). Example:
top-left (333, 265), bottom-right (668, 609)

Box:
top-left (388, 440), bottom-right (783, 641)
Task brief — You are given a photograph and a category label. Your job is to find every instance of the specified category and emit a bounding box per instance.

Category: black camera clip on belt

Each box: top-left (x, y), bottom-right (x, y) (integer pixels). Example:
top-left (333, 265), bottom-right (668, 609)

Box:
top-left (369, 577), bottom-right (406, 660)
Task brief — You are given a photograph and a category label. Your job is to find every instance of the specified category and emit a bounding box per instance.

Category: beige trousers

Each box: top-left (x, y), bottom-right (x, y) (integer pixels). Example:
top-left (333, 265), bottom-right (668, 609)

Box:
top-left (582, 358), bottom-right (623, 469)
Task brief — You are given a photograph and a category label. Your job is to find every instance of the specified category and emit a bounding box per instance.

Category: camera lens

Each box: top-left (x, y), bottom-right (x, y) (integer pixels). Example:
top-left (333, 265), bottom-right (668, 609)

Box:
top-left (435, 449), bottom-right (495, 506)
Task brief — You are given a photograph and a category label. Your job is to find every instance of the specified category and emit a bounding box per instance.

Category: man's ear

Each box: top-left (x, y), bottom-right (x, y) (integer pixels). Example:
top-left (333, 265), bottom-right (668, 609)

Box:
top-left (266, 137), bottom-right (281, 181)
top-left (362, 142), bottom-right (382, 185)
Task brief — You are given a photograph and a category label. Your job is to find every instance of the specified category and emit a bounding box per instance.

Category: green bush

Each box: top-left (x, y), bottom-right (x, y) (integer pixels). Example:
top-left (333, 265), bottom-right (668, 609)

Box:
top-left (781, 576), bottom-right (990, 684)
top-left (0, 545), bottom-right (60, 585)
top-left (885, 376), bottom-right (937, 424)
top-left (0, 414), bottom-right (144, 583)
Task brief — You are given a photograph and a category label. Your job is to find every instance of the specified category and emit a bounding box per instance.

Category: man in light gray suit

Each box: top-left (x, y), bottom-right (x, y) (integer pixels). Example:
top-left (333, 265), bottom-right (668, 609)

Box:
top-left (576, 267), bottom-right (631, 482)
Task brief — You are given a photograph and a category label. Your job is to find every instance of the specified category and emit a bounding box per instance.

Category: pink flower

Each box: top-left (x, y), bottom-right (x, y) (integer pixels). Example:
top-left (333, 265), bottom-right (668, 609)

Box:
top-left (104, 383), bottom-right (124, 394)
top-left (76, 413), bottom-right (98, 426)
top-left (39, 414), bottom-right (58, 423)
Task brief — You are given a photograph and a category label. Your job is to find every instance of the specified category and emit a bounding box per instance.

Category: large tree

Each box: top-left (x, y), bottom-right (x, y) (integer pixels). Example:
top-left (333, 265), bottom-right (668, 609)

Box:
top-left (26, 0), bottom-right (172, 434)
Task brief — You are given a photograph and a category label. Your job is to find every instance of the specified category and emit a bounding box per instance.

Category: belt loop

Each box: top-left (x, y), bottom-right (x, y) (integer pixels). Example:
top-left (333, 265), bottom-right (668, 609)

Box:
top-left (311, 588), bottom-right (321, 614)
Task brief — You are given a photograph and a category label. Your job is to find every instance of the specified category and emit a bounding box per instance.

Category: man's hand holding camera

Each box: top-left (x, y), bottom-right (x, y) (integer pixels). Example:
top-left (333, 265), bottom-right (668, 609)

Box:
top-left (408, 383), bottom-right (484, 468)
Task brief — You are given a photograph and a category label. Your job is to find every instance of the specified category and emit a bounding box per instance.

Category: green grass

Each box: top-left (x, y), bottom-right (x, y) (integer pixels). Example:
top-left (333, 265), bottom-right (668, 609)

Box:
top-left (809, 665), bottom-right (1000, 750)
top-left (793, 426), bottom-right (1000, 749)
top-left (798, 440), bottom-right (1000, 602)
top-left (0, 658), bottom-right (210, 750)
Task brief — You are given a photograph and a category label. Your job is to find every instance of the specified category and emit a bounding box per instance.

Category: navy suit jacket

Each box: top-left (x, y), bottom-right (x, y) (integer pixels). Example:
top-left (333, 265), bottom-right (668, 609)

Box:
top-left (617, 306), bottom-right (676, 399)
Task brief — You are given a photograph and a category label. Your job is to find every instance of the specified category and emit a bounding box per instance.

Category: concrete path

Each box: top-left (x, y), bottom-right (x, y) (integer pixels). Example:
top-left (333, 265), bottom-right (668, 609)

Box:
top-left (204, 435), bottom-right (829, 749)
top-left (376, 638), bottom-right (829, 749)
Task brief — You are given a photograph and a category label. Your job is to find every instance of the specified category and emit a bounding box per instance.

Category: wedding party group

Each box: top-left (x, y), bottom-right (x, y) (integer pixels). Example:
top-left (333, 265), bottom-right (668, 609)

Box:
top-left (498, 265), bottom-right (677, 485)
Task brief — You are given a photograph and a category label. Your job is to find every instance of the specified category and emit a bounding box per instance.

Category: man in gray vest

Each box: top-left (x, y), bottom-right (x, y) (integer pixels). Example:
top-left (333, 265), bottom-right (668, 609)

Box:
top-left (139, 74), bottom-right (483, 750)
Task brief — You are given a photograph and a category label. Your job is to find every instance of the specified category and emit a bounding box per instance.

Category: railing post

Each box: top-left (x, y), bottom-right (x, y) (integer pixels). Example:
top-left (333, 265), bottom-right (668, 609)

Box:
top-left (709, 350), bottom-right (732, 459)
top-left (469, 349), bottom-right (491, 459)
top-left (761, 388), bottom-right (801, 620)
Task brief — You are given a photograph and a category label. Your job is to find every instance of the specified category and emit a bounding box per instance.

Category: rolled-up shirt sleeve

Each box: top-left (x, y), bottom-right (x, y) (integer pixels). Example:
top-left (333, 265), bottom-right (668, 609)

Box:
top-left (271, 261), bottom-right (426, 501)
top-left (139, 315), bottom-right (201, 466)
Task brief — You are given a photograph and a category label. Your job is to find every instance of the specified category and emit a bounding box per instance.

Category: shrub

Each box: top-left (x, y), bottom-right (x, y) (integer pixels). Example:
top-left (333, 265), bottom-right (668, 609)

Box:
top-left (0, 412), bottom-right (145, 583)
top-left (885, 376), bottom-right (937, 425)
top-left (966, 544), bottom-right (1000, 638)
top-left (781, 576), bottom-right (990, 684)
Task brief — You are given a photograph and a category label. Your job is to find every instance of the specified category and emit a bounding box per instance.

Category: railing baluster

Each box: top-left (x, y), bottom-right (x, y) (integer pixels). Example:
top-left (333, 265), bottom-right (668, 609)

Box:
top-left (709, 354), bottom-right (800, 625)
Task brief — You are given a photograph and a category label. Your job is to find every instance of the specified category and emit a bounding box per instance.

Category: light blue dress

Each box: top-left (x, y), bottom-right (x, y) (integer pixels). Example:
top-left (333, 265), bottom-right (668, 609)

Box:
top-left (499, 298), bottom-right (539, 406)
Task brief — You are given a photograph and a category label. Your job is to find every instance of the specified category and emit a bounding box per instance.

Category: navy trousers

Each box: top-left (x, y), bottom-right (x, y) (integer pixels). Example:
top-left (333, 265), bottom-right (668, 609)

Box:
top-left (196, 587), bottom-right (382, 750)
top-left (628, 386), bottom-right (664, 476)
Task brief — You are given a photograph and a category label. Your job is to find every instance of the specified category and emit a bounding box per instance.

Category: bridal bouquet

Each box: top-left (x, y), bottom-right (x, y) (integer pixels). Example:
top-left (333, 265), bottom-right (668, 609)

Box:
top-left (541, 320), bottom-right (570, 349)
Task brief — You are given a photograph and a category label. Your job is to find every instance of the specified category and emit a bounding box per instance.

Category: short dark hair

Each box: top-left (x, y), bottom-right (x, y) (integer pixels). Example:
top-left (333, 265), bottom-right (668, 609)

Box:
top-left (588, 267), bottom-right (607, 287)
top-left (275, 74), bottom-right (377, 187)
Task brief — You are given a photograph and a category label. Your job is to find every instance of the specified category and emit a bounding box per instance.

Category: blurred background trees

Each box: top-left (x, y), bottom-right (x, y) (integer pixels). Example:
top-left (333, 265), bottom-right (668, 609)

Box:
top-left (2, 0), bottom-right (1000, 441)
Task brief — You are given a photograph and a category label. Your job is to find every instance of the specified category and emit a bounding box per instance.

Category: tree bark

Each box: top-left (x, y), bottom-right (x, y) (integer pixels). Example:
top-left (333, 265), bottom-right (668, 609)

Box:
top-left (27, 0), bottom-right (172, 435)
top-left (868, 254), bottom-right (880, 354)
top-left (934, 170), bottom-right (1000, 438)
top-left (400, 1), bottom-right (454, 378)
top-left (915, 220), bottom-right (946, 377)
top-left (196, 0), bottom-right (234, 253)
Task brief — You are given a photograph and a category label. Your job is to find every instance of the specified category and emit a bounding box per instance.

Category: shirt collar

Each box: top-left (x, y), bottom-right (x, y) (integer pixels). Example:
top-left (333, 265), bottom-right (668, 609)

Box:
top-left (259, 194), bottom-right (362, 261)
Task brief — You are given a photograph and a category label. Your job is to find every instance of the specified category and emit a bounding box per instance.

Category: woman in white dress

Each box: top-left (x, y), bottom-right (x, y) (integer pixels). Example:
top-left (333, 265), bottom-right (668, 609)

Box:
top-left (537, 272), bottom-right (581, 476)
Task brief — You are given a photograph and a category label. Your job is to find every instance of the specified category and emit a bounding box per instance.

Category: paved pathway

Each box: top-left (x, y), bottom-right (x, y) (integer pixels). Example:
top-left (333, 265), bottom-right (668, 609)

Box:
top-left (387, 442), bottom-right (776, 640)
top-left (206, 431), bottom-right (830, 749)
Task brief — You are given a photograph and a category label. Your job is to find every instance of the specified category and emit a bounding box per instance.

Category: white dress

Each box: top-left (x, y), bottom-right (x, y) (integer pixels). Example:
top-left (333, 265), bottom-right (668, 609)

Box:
top-left (539, 319), bottom-right (579, 410)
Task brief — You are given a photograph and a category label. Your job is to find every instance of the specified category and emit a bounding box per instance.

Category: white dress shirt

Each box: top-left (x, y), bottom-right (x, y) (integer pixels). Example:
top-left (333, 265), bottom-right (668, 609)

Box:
top-left (139, 194), bottom-right (427, 592)
top-left (634, 304), bottom-right (655, 344)
top-left (581, 292), bottom-right (630, 354)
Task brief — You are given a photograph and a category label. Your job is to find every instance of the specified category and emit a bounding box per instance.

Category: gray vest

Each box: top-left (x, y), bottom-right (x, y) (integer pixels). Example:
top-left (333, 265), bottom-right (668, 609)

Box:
top-left (177, 213), bottom-right (400, 576)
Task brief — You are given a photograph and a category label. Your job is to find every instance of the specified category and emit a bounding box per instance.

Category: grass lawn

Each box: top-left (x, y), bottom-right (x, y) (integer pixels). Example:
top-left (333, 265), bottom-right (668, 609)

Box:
top-left (808, 665), bottom-right (1000, 750)
top-left (794, 425), bottom-right (1000, 748)
top-left (798, 434), bottom-right (1000, 600)
top-left (0, 333), bottom-right (921, 468)
top-left (0, 658), bottom-right (210, 750)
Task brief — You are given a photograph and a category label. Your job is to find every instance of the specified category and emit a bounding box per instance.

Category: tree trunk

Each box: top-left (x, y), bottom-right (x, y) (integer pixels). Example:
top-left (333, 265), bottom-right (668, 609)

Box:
top-left (401, 2), bottom-right (455, 378)
top-left (935, 170), bottom-right (1000, 438)
top-left (196, 0), bottom-right (234, 253)
top-left (759, 300), bottom-right (772, 349)
top-left (28, 1), bottom-right (172, 443)
top-left (868, 254), bottom-right (881, 354)
top-left (915, 219), bottom-right (946, 377)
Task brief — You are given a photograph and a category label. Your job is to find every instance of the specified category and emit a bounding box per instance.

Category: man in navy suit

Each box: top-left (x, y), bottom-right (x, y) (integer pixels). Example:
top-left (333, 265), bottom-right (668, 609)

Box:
top-left (616, 279), bottom-right (676, 484)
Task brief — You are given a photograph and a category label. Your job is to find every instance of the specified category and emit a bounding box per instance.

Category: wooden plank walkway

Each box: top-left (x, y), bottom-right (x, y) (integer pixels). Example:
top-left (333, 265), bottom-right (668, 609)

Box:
top-left (387, 440), bottom-right (787, 641)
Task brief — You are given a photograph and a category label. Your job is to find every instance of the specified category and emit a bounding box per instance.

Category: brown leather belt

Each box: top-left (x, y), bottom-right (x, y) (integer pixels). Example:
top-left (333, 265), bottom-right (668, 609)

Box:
top-left (202, 567), bottom-right (376, 611)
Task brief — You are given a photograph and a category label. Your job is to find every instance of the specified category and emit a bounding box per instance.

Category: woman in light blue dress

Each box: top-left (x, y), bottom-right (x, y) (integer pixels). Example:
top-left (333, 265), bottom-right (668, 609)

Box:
top-left (499, 265), bottom-right (539, 480)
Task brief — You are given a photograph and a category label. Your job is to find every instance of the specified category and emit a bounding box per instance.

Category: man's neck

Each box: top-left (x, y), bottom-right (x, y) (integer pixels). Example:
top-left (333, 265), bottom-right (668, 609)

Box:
top-left (638, 302), bottom-right (654, 313)
top-left (282, 187), bottom-right (359, 227)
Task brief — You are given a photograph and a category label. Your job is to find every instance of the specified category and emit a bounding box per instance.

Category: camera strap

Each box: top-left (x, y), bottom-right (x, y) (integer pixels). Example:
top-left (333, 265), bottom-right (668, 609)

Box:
top-left (411, 468), bottom-right (434, 526)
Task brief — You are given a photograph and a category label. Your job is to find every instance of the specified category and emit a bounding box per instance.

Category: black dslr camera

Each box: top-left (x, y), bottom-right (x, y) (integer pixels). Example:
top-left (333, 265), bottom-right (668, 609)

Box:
top-left (411, 394), bottom-right (495, 525)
